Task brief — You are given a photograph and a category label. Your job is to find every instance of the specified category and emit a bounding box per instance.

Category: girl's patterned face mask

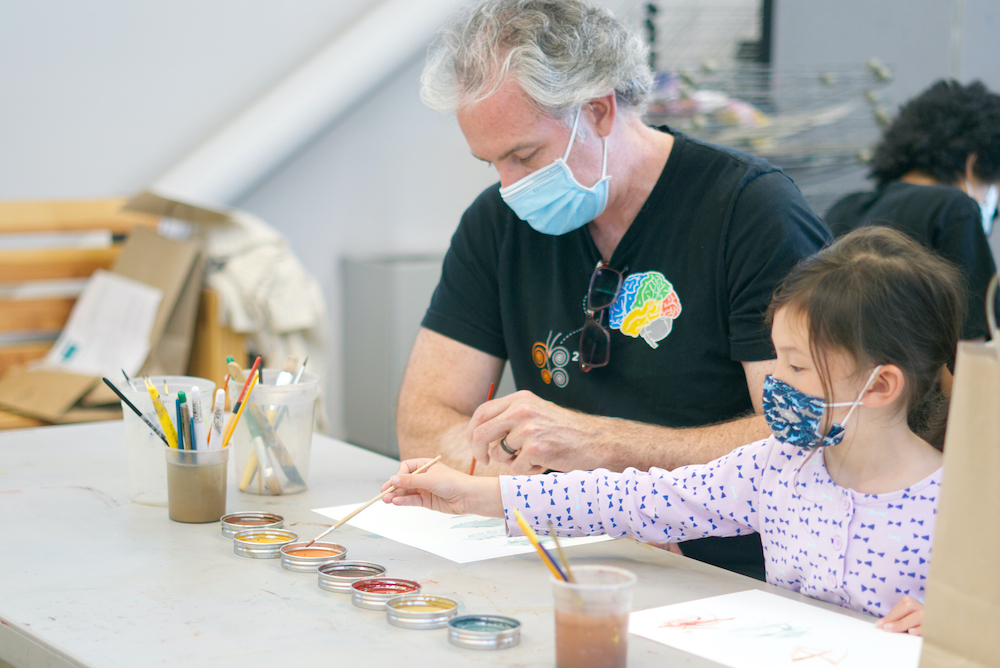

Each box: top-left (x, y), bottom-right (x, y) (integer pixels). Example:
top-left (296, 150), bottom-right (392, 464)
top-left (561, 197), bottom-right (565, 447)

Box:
top-left (762, 366), bottom-right (882, 449)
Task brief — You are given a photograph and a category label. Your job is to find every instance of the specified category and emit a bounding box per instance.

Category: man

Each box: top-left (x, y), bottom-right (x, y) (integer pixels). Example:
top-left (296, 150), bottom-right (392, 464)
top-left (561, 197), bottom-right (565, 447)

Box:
top-left (397, 0), bottom-right (830, 579)
top-left (826, 79), bottom-right (1000, 341)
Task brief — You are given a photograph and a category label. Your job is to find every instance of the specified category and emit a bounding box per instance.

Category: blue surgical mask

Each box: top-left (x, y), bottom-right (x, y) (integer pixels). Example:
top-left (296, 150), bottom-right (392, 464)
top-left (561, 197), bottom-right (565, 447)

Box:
top-left (499, 107), bottom-right (610, 236)
top-left (966, 180), bottom-right (998, 236)
top-left (762, 366), bottom-right (882, 449)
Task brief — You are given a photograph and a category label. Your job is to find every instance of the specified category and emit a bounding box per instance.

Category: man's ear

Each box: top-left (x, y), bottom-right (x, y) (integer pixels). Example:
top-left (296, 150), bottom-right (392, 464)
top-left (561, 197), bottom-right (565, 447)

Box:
top-left (587, 93), bottom-right (617, 138)
top-left (863, 364), bottom-right (906, 408)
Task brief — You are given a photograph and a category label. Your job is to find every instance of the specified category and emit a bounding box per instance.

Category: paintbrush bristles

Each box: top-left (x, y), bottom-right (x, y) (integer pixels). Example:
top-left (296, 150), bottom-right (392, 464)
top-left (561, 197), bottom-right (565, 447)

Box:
top-left (305, 455), bottom-right (443, 547)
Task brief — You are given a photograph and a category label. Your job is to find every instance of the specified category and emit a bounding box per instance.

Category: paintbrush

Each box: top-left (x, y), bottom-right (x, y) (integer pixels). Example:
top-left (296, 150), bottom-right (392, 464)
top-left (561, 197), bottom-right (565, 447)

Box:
top-left (468, 382), bottom-right (496, 476)
top-left (305, 455), bottom-right (443, 547)
top-left (514, 509), bottom-right (566, 581)
top-left (548, 520), bottom-right (576, 583)
top-left (102, 377), bottom-right (168, 446)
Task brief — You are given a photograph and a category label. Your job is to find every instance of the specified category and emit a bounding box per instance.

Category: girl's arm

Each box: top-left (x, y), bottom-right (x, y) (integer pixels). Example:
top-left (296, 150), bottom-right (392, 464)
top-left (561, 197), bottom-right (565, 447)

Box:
top-left (384, 438), bottom-right (775, 544)
top-left (504, 438), bottom-right (774, 543)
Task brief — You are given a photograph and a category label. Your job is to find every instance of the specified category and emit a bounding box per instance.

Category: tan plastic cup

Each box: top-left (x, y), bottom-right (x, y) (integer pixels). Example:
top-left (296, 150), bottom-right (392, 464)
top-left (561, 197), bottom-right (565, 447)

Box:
top-left (229, 370), bottom-right (318, 496)
top-left (552, 565), bottom-right (637, 668)
top-left (164, 445), bottom-right (229, 523)
top-left (118, 375), bottom-right (215, 506)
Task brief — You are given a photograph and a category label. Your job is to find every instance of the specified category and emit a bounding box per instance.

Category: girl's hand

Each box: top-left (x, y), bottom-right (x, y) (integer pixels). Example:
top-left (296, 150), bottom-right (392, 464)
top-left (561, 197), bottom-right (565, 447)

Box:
top-left (875, 596), bottom-right (923, 635)
top-left (381, 459), bottom-right (504, 518)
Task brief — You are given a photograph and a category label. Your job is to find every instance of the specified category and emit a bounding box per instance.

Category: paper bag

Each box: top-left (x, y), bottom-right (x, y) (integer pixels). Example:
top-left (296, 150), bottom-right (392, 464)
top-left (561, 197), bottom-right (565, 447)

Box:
top-left (919, 338), bottom-right (1000, 667)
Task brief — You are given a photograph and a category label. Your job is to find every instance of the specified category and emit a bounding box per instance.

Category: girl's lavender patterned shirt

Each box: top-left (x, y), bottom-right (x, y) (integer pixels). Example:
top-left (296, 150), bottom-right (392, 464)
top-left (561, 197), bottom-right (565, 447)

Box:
top-left (500, 435), bottom-right (939, 618)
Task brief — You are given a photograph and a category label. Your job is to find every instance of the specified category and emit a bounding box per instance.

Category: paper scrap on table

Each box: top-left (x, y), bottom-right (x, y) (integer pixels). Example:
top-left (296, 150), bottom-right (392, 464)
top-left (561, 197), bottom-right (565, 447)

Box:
top-left (42, 269), bottom-right (162, 377)
top-left (313, 502), bottom-right (612, 564)
top-left (628, 589), bottom-right (921, 668)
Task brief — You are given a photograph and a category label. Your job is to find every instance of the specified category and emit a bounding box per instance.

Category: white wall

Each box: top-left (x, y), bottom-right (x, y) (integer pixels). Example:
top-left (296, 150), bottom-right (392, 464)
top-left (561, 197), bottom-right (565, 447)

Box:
top-left (3, 0), bottom-right (998, 438)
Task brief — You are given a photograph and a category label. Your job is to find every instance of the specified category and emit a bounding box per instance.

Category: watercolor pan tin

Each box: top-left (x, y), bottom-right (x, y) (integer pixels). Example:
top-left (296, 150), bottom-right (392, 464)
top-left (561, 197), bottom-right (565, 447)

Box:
top-left (385, 595), bottom-right (460, 630)
top-left (232, 528), bottom-right (298, 558)
top-left (220, 512), bottom-right (284, 538)
top-left (279, 542), bottom-right (347, 572)
top-left (350, 578), bottom-right (422, 610)
top-left (447, 615), bottom-right (521, 650)
top-left (317, 561), bottom-right (387, 594)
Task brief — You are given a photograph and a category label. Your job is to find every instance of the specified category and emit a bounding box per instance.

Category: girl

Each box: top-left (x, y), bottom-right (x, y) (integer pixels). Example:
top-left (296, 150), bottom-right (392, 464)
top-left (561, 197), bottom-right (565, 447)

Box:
top-left (382, 226), bottom-right (964, 635)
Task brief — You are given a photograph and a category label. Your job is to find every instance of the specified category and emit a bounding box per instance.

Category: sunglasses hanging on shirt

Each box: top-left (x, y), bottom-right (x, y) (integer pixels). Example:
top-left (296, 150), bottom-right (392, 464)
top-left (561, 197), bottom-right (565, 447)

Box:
top-left (579, 260), bottom-right (625, 371)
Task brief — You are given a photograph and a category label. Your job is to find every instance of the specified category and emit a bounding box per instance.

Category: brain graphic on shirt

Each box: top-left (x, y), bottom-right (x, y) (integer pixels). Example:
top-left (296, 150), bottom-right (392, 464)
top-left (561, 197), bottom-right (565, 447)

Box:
top-left (607, 272), bottom-right (683, 349)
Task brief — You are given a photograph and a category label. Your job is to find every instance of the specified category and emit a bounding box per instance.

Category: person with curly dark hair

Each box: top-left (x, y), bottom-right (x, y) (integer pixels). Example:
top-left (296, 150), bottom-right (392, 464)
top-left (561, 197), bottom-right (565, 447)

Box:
top-left (826, 79), bottom-right (1000, 341)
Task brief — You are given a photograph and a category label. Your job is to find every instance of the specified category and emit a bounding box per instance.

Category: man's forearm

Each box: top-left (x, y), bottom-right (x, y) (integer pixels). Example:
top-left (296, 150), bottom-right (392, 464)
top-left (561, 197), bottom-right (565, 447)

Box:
top-left (589, 413), bottom-right (771, 472)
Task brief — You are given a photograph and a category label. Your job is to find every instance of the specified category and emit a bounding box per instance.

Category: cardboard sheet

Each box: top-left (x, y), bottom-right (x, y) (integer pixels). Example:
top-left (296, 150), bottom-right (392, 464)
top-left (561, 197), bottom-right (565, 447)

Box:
top-left (313, 502), bottom-right (613, 564)
top-left (0, 370), bottom-right (98, 423)
top-left (628, 589), bottom-right (921, 668)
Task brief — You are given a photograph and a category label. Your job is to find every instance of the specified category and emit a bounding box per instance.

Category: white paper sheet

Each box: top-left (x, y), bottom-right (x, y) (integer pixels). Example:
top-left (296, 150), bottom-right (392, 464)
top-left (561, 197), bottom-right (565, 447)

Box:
top-left (312, 502), bottom-right (613, 564)
top-left (42, 269), bottom-right (162, 377)
top-left (629, 589), bottom-right (921, 668)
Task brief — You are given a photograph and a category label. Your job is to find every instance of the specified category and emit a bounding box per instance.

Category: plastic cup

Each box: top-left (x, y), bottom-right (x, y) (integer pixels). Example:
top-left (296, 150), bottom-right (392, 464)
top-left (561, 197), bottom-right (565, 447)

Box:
top-left (164, 445), bottom-right (229, 523)
top-left (118, 375), bottom-right (216, 506)
top-left (228, 370), bottom-right (318, 495)
top-left (552, 565), bottom-right (637, 668)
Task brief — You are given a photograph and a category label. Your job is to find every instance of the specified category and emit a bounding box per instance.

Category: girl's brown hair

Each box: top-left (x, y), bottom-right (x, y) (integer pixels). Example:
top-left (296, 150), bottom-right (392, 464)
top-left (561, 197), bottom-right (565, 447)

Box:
top-left (767, 226), bottom-right (966, 449)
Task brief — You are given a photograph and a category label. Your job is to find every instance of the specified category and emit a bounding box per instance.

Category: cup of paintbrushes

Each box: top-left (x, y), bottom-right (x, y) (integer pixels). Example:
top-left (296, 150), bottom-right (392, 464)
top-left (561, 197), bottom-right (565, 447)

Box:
top-left (164, 444), bottom-right (229, 523)
top-left (117, 375), bottom-right (216, 506)
top-left (228, 369), bottom-right (319, 495)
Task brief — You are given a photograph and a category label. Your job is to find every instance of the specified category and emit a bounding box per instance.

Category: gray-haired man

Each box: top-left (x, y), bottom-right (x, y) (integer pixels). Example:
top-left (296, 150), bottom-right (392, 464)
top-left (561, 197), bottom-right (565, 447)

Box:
top-left (396, 0), bottom-right (830, 579)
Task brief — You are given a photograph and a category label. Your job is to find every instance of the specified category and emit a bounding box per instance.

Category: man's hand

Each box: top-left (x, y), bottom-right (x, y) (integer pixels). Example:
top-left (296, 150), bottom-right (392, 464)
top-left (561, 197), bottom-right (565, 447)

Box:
top-left (469, 390), bottom-right (607, 473)
top-left (381, 458), bottom-right (504, 518)
top-left (875, 596), bottom-right (923, 635)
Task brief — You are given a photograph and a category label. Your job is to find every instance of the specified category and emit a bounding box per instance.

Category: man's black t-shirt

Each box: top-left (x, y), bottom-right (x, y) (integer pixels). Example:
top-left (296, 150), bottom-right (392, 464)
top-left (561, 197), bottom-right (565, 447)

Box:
top-left (423, 128), bottom-right (831, 579)
top-left (825, 181), bottom-right (996, 340)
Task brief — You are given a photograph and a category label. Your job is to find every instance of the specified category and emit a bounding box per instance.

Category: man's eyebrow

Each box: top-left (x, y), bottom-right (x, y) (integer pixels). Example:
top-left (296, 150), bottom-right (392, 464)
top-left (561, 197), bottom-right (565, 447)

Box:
top-left (471, 143), bottom-right (537, 163)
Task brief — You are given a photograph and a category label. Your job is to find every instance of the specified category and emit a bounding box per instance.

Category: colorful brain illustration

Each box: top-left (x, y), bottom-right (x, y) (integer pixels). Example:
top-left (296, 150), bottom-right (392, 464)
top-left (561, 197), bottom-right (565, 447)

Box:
top-left (608, 272), bottom-right (683, 349)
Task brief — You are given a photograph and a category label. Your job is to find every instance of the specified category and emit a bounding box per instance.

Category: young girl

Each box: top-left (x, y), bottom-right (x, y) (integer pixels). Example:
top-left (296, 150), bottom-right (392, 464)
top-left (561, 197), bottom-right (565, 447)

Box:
top-left (382, 227), bottom-right (964, 635)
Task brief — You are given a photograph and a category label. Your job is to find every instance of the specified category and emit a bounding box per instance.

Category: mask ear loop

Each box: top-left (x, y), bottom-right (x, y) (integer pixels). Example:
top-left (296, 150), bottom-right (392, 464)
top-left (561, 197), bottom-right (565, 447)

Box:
top-left (562, 107), bottom-right (583, 161)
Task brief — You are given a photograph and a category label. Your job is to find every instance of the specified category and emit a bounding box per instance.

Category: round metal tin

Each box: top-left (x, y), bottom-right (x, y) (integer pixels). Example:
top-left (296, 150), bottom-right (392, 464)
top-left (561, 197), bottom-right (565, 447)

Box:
top-left (385, 595), bottom-right (460, 630)
top-left (279, 542), bottom-right (347, 572)
top-left (232, 528), bottom-right (298, 558)
top-left (350, 578), bottom-right (422, 610)
top-left (317, 561), bottom-right (387, 594)
top-left (220, 512), bottom-right (284, 538)
top-left (447, 615), bottom-right (521, 650)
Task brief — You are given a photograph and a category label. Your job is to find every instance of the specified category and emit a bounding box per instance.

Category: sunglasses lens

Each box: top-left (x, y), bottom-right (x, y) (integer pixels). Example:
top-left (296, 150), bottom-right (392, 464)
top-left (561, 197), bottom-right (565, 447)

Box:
top-left (579, 317), bottom-right (611, 370)
top-left (588, 266), bottom-right (622, 311)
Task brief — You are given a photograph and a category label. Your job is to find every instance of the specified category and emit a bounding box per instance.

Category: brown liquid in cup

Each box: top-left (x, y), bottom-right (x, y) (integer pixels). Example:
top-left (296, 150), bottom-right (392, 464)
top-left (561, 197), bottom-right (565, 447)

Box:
top-left (555, 611), bottom-right (628, 668)
top-left (166, 460), bottom-right (227, 523)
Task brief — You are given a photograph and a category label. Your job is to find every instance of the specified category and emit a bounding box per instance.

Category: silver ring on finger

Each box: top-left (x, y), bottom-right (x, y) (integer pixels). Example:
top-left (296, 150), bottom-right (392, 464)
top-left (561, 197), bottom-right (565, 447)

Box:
top-left (500, 437), bottom-right (517, 456)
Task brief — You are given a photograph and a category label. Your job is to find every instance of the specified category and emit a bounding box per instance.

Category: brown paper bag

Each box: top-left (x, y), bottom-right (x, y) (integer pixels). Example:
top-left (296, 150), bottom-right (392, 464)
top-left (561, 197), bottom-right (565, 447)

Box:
top-left (920, 289), bottom-right (1000, 666)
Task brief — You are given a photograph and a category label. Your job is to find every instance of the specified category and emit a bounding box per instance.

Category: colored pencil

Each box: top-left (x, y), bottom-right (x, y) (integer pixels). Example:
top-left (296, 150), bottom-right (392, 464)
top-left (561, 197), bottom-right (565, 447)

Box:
top-left (514, 509), bottom-right (566, 581)
top-left (222, 373), bottom-right (257, 449)
top-left (468, 382), bottom-right (496, 476)
top-left (304, 455), bottom-right (443, 547)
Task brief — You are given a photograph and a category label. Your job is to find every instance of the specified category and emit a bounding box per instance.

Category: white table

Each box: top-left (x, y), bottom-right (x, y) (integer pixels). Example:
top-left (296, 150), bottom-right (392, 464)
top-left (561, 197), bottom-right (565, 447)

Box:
top-left (0, 421), bottom-right (865, 667)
